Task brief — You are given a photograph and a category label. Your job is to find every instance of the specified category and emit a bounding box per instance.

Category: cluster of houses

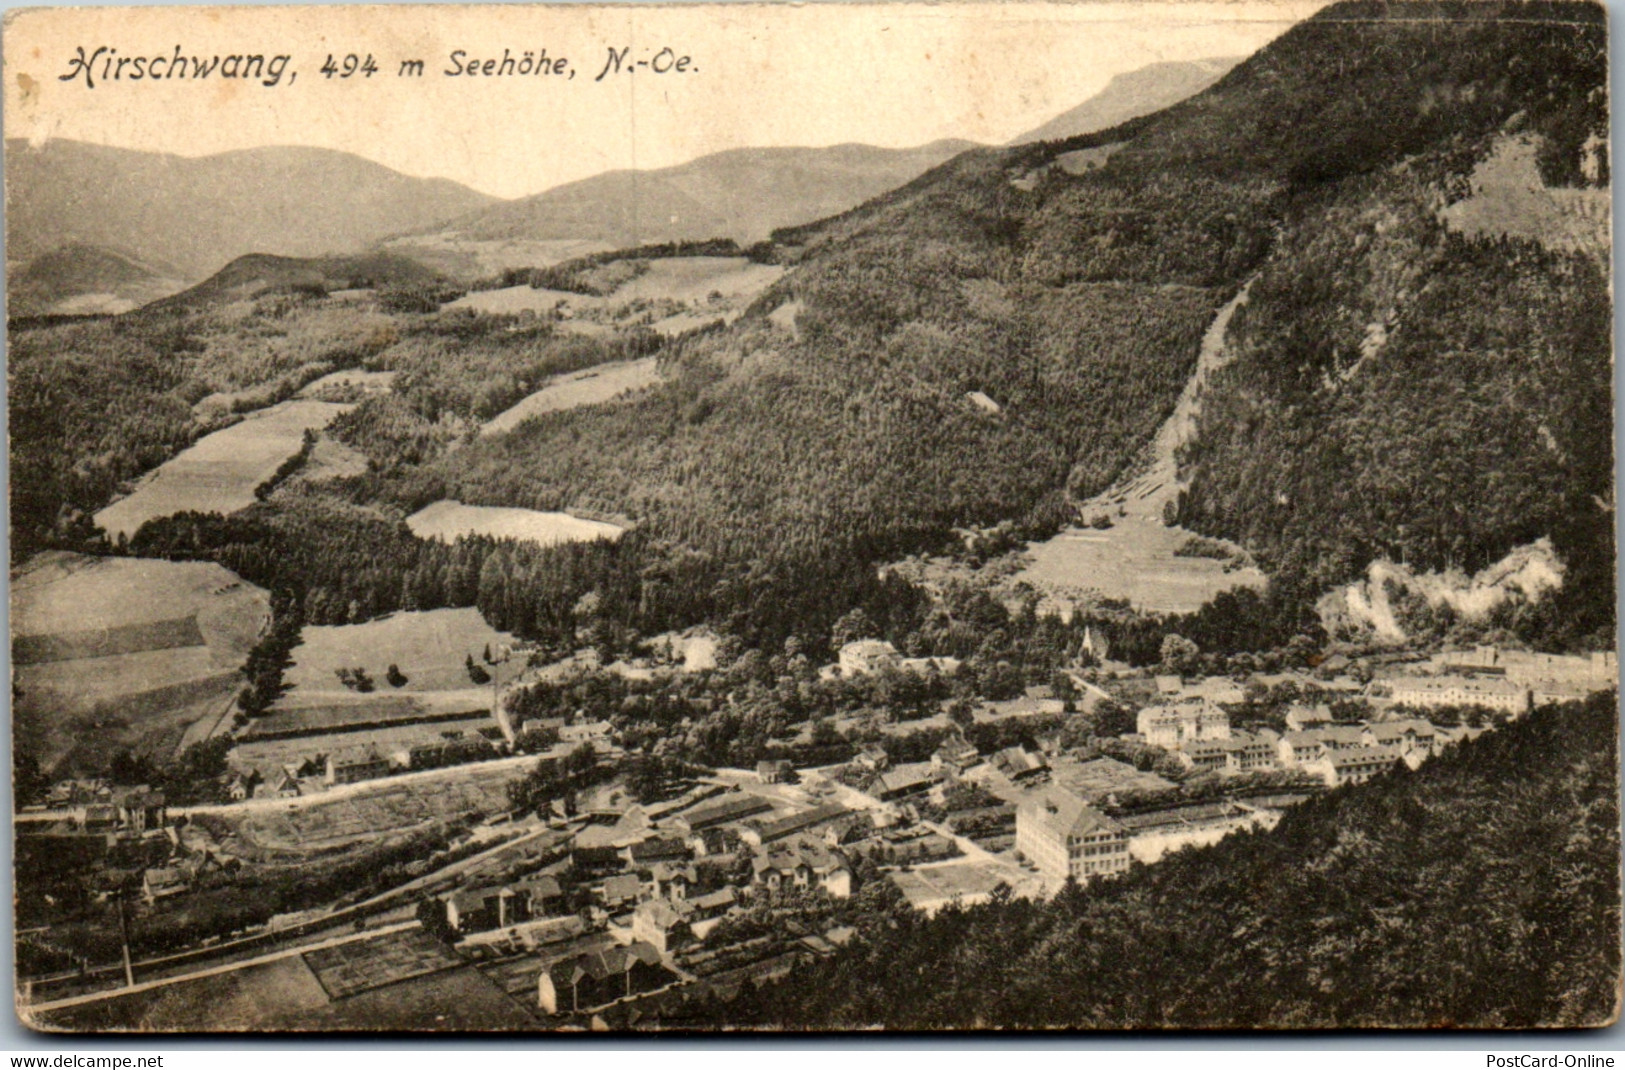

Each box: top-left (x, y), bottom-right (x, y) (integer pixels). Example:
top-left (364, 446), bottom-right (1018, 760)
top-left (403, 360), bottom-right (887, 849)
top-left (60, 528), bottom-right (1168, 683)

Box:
top-left (1385, 647), bottom-right (1616, 712)
top-left (1132, 697), bottom-right (1485, 788)
top-left (24, 779), bottom-right (249, 907)
top-left (422, 777), bottom-right (890, 1018)
top-left (46, 781), bottom-right (169, 836)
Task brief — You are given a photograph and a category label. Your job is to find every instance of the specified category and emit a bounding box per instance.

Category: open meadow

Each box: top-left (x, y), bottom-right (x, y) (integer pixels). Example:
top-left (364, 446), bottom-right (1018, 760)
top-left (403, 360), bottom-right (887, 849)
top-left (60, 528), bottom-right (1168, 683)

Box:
top-left (94, 399), bottom-right (352, 541)
top-left (447, 256), bottom-right (783, 340)
top-left (11, 553), bottom-right (270, 772)
top-left (405, 501), bottom-right (625, 547)
top-left (278, 607), bottom-right (520, 700)
top-left (481, 358), bottom-right (662, 435)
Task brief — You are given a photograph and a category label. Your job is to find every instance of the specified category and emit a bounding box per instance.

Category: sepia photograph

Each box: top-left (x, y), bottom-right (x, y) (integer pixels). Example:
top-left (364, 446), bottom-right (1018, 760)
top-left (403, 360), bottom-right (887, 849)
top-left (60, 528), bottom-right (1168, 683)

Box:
top-left (3, 0), bottom-right (1618, 1034)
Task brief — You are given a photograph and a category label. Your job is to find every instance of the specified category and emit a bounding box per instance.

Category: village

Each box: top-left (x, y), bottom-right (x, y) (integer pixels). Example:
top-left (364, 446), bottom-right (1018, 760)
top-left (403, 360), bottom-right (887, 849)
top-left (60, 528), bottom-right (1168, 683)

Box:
top-left (16, 625), bottom-right (1616, 1029)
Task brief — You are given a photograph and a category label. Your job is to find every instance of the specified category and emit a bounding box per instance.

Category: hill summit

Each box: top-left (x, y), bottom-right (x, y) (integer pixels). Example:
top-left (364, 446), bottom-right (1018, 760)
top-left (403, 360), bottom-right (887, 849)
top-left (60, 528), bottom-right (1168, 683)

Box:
top-left (4, 139), bottom-right (496, 286)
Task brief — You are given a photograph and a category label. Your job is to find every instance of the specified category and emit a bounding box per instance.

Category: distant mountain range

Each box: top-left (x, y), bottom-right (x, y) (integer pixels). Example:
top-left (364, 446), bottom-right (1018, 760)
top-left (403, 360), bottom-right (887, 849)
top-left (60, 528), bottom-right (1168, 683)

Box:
top-left (412, 140), bottom-right (982, 251)
top-left (1010, 57), bottom-right (1241, 145)
top-left (5, 57), bottom-right (1243, 314)
top-left (4, 139), bottom-right (496, 312)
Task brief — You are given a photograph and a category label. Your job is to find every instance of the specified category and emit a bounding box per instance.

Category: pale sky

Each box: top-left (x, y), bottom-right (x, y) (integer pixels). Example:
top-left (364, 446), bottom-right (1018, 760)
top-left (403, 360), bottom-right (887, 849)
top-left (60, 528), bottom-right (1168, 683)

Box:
top-left (4, 2), bottom-right (1330, 200)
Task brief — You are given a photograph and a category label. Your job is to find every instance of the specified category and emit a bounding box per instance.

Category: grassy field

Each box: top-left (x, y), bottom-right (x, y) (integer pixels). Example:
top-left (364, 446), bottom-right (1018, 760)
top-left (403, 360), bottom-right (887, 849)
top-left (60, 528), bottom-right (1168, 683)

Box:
top-left (278, 607), bottom-right (520, 699)
top-left (446, 284), bottom-right (601, 316)
top-left (94, 399), bottom-right (351, 541)
top-left (614, 257), bottom-right (783, 304)
top-left (448, 256), bottom-right (784, 343)
top-left (232, 715), bottom-right (498, 770)
top-left (1018, 516), bottom-right (1266, 614)
top-left (12, 553), bottom-right (270, 772)
top-left (405, 501), bottom-right (625, 547)
top-left (481, 358), bottom-right (662, 435)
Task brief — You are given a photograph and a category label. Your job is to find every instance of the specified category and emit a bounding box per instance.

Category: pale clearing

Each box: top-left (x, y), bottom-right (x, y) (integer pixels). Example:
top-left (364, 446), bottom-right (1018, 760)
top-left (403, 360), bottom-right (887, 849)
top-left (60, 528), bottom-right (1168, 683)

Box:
top-left (406, 500), bottom-right (625, 546)
top-left (295, 369), bottom-right (397, 400)
top-left (278, 607), bottom-right (521, 700)
top-left (612, 257), bottom-right (784, 304)
top-left (481, 358), bottom-right (662, 435)
top-left (445, 285), bottom-right (603, 316)
top-left (448, 257), bottom-right (784, 335)
top-left (95, 399), bottom-right (351, 541)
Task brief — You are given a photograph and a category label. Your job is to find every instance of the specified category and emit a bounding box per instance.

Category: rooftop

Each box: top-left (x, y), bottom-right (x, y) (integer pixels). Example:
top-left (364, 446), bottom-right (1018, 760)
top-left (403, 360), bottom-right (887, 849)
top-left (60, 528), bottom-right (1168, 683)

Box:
top-left (1017, 785), bottom-right (1122, 841)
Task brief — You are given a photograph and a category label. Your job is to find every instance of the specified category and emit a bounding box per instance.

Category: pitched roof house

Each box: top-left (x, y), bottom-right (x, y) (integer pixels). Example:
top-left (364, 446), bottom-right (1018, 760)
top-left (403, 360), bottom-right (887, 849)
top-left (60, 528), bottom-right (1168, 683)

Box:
top-left (537, 941), bottom-right (671, 1015)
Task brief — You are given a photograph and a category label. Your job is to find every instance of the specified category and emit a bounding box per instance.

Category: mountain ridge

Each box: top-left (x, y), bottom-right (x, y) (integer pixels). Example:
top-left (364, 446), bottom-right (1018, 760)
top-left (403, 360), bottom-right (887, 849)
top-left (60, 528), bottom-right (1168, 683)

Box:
top-left (4, 138), bottom-right (498, 286)
top-left (413, 139), bottom-right (983, 251)
top-left (1009, 57), bottom-right (1242, 145)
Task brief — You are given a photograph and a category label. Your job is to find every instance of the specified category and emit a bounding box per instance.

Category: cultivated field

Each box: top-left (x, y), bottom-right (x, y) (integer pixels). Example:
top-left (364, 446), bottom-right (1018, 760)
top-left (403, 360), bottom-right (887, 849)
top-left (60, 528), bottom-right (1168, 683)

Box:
top-left (304, 929), bottom-right (462, 1000)
top-left (243, 695), bottom-right (497, 739)
top-left (278, 607), bottom-right (521, 701)
top-left (405, 501), bottom-right (625, 547)
top-left (94, 399), bottom-right (352, 541)
top-left (224, 765), bottom-right (519, 852)
top-left (446, 284), bottom-right (600, 316)
top-left (481, 358), bottom-right (662, 435)
top-left (12, 553), bottom-right (270, 772)
top-left (29, 933), bottom-right (535, 1031)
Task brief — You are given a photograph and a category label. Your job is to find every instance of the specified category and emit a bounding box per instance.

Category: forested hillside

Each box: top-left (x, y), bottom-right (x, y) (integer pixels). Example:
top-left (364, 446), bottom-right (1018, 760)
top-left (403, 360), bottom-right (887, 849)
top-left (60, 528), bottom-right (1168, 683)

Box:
top-left (685, 692), bottom-right (1621, 1029)
top-left (367, 0), bottom-right (1610, 653)
top-left (14, 2), bottom-right (1611, 667)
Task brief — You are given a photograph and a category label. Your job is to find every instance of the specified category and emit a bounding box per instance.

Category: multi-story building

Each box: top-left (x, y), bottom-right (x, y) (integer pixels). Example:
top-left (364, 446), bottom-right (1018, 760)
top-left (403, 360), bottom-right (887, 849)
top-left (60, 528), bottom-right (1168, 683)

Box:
top-left (1222, 730), bottom-right (1279, 774)
top-left (1174, 740), bottom-right (1230, 776)
top-left (1387, 674), bottom-right (1527, 714)
top-left (1015, 785), bottom-right (1130, 884)
top-left (1277, 731), bottom-right (1328, 768)
top-left (750, 836), bottom-right (852, 898)
top-left (1136, 701), bottom-right (1231, 749)
top-left (1303, 745), bottom-right (1405, 788)
top-left (1361, 718), bottom-right (1438, 756)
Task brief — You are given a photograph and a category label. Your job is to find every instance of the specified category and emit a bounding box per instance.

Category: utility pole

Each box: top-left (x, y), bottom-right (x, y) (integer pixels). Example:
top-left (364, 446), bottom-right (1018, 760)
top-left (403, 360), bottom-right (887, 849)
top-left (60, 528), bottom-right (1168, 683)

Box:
top-left (115, 888), bottom-right (135, 988)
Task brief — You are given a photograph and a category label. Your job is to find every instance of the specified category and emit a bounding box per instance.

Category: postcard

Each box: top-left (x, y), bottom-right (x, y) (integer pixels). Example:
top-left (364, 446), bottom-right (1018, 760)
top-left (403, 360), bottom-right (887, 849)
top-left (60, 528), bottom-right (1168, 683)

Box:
top-left (7, 0), bottom-right (1617, 1032)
